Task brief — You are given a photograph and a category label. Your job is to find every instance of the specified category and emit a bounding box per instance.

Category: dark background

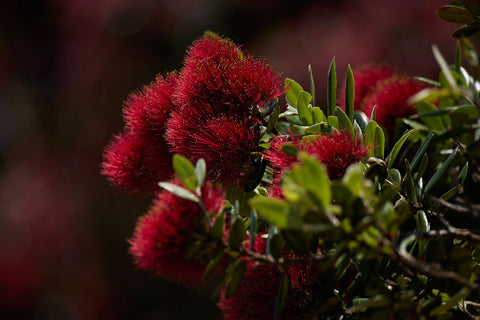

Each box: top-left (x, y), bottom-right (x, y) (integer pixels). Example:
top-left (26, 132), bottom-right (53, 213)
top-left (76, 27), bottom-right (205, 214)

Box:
top-left (0, 0), bottom-right (462, 319)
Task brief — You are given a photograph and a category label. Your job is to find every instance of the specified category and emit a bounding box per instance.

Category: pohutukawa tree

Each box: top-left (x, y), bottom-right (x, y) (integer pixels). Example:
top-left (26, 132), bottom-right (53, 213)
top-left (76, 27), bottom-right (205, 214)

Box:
top-left (102, 3), bottom-right (480, 318)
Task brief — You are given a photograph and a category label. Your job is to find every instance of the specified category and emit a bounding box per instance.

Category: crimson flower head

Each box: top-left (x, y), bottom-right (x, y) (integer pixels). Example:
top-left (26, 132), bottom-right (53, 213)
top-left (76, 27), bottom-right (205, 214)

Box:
top-left (101, 72), bottom-right (178, 194)
top-left (218, 235), bottom-right (320, 320)
top-left (128, 179), bottom-right (225, 285)
top-left (339, 64), bottom-right (394, 113)
top-left (265, 131), bottom-right (368, 198)
top-left (362, 75), bottom-right (428, 133)
top-left (175, 32), bottom-right (284, 113)
top-left (166, 33), bottom-right (282, 186)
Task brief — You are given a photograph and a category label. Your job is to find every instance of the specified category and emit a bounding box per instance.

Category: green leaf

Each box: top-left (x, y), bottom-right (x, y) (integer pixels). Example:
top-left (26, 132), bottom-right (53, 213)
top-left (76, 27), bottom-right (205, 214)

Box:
top-left (437, 5), bottom-right (475, 23)
top-left (308, 64), bottom-right (316, 108)
top-left (293, 153), bottom-right (331, 209)
top-left (250, 196), bottom-right (290, 228)
top-left (342, 164), bottom-right (364, 197)
top-left (327, 115), bottom-right (339, 129)
top-left (345, 64), bottom-right (354, 121)
top-left (210, 213), bottom-right (225, 240)
top-left (280, 143), bottom-right (299, 156)
top-left (225, 260), bottom-right (247, 299)
top-left (336, 106), bottom-right (354, 136)
top-left (203, 251), bottom-right (224, 281)
top-left (403, 159), bottom-right (417, 204)
top-left (429, 287), bottom-right (470, 317)
top-left (267, 227), bottom-right (285, 260)
top-left (354, 111), bottom-right (369, 131)
top-left (461, 36), bottom-right (479, 67)
top-left (424, 147), bottom-right (458, 193)
top-left (274, 274), bottom-right (288, 320)
top-left (417, 101), bottom-right (445, 131)
top-left (364, 121), bottom-right (377, 158)
top-left (228, 218), bottom-right (247, 251)
top-left (388, 168), bottom-right (402, 184)
top-left (327, 57), bottom-right (337, 116)
top-left (455, 41), bottom-right (462, 73)
top-left (433, 45), bottom-right (457, 89)
top-left (416, 153), bottom-right (429, 183)
top-left (285, 78), bottom-right (303, 107)
top-left (311, 107), bottom-right (325, 123)
top-left (370, 105), bottom-right (377, 121)
top-left (173, 154), bottom-right (197, 190)
top-left (266, 105), bottom-right (280, 133)
top-left (249, 209), bottom-right (258, 250)
top-left (297, 91), bottom-right (313, 125)
top-left (194, 158), bottom-right (206, 190)
top-left (158, 182), bottom-right (199, 202)
top-left (452, 21), bottom-right (480, 38)
top-left (458, 162), bottom-right (469, 184)
top-left (374, 126), bottom-right (385, 159)
top-left (386, 129), bottom-right (416, 170)
top-left (410, 131), bottom-right (434, 171)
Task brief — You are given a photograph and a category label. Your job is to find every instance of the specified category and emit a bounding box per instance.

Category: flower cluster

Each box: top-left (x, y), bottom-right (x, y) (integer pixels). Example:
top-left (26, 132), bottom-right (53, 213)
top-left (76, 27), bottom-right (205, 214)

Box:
top-left (102, 33), bottom-right (283, 194)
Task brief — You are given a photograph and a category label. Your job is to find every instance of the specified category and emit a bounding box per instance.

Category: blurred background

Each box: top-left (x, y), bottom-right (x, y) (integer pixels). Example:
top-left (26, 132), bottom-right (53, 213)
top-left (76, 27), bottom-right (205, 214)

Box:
top-left (0, 0), bottom-right (463, 319)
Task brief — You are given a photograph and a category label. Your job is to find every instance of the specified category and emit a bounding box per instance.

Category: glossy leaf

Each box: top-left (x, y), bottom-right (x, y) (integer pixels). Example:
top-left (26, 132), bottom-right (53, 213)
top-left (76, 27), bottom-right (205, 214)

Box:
top-left (464, 0), bottom-right (480, 16)
top-left (297, 91), bottom-right (313, 125)
top-left (327, 115), bottom-right (339, 129)
top-left (280, 143), bottom-right (299, 156)
top-left (249, 209), bottom-right (258, 250)
top-left (173, 154), bottom-right (197, 190)
top-left (345, 64), bottom-right (354, 121)
top-left (417, 101), bottom-right (445, 131)
top-left (228, 218), bottom-right (247, 251)
top-left (250, 196), bottom-right (290, 228)
top-left (266, 105), bottom-right (280, 133)
top-left (410, 131), bottom-right (434, 171)
top-left (274, 273), bottom-right (288, 320)
top-left (285, 78), bottom-right (303, 107)
top-left (225, 260), bottom-right (247, 299)
top-left (374, 126), bottom-right (385, 159)
top-left (452, 21), bottom-right (480, 38)
top-left (437, 5), bottom-right (475, 23)
top-left (194, 158), bottom-right (206, 190)
top-left (433, 45), bottom-right (457, 89)
top-left (387, 129), bottom-right (416, 170)
top-left (327, 57), bottom-right (337, 116)
top-left (158, 182), bottom-right (199, 202)
top-left (424, 147), bottom-right (458, 193)
top-left (336, 106), bottom-right (354, 136)
top-left (311, 107), bottom-right (325, 123)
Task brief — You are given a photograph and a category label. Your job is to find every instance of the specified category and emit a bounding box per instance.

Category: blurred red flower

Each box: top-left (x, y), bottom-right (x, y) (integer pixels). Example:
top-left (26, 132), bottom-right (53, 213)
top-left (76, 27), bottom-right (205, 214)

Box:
top-left (128, 180), bottom-right (225, 284)
top-left (265, 131), bottom-right (367, 198)
top-left (218, 235), bottom-right (320, 320)
top-left (102, 73), bottom-right (178, 194)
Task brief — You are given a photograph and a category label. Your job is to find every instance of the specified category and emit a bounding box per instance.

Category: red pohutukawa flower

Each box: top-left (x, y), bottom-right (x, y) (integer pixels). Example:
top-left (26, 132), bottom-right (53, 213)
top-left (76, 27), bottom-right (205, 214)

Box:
top-left (338, 64), bottom-right (394, 113)
top-left (362, 75), bottom-right (428, 133)
top-left (166, 33), bottom-right (283, 185)
top-left (102, 72), bottom-right (178, 194)
top-left (218, 235), bottom-right (320, 320)
top-left (265, 131), bottom-right (368, 198)
top-left (129, 180), bottom-right (225, 284)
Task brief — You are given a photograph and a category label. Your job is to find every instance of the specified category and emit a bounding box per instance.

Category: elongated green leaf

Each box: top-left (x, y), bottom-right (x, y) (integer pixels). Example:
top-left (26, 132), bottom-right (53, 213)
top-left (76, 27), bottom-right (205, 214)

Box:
top-left (327, 57), bottom-right (337, 116)
top-left (354, 111), bottom-right (369, 131)
top-left (267, 227), bottom-right (285, 260)
top-left (410, 131), bottom-right (434, 171)
top-left (374, 126), bottom-right (385, 159)
top-left (370, 105), bottom-right (377, 121)
top-left (327, 116), bottom-right (339, 129)
top-left (158, 182), bottom-right (199, 202)
top-left (336, 106), bottom-right (354, 136)
top-left (364, 121), bottom-right (377, 158)
top-left (464, 0), bottom-right (480, 16)
top-left (297, 91), bottom-right (313, 125)
top-left (416, 153), bottom-right (429, 183)
top-left (424, 147), bottom-right (458, 193)
top-left (210, 213), bottom-right (225, 240)
top-left (458, 162), bottom-right (469, 184)
top-left (455, 41), bottom-right (462, 73)
top-left (285, 78), bottom-right (303, 107)
top-left (345, 65), bottom-right (354, 121)
top-left (203, 251), bottom-right (224, 281)
top-left (225, 260), bottom-right (247, 299)
top-left (266, 105), bottom-right (281, 133)
top-left (280, 143), bottom-right (299, 156)
top-left (387, 129), bottom-right (416, 170)
top-left (417, 101), bottom-right (445, 131)
top-left (249, 209), bottom-right (258, 250)
top-left (173, 154), bottom-right (197, 190)
top-left (429, 287), bottom-right (470, 317)
top-left (194, 158), bottom-right (206, 190)
top-left (228, 218), bottom-right (247, 250)
top-left (275, 274), bottom-right (289, 320)
top-left (433, 45), bottom-right (457, 89)
top-left (403, 160), bottom-right (417, 204)
top-left (308, 64), bottom-right (316, 108)
top-left (437, 5), bottom-right (475, 23)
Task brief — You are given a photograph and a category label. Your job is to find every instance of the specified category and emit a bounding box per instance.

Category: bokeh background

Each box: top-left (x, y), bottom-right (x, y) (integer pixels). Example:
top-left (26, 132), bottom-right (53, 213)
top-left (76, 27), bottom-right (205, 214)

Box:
top-left (0, 0), bottom-right (465, 319)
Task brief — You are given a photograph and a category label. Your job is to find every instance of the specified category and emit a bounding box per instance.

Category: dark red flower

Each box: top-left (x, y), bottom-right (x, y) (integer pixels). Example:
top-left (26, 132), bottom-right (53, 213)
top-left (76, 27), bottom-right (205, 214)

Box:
top-left (175, 33), bottom-right (283, 113)
top-left (339, 65), bottom-right (394, 113)
top-left (218, 235), bottom-right (320, 320)
top-left (128, 180), bottom-right (225, 284)
top-left (362, 75), bottom-right (428, 133)
top-left (265, 131), bottom-right (367, 198)
top-left (166, 34), bottom-right (282, 186)
top-left (102, 72), bottom-right (178, 194)
top-left (167, 112), bottom-right (261, 185)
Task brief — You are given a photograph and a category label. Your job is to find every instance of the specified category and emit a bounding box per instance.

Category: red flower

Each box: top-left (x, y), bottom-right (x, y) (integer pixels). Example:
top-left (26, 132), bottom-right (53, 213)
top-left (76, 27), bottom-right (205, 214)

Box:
top-left (339, 64), bottom-right (394, 113)
top-left (167, 112), bottom-right (261, 185)
top-left (101, 72), bottom-right (178, 194)
top-left (265, 131), bottom-right (367, 198)
top-left (218, 235), bottom-right (320, 320)
top-left (166, 34), bottom-right (282, 186)
top-left (128, 180), bottom-right (225, 284)
top-left (362, 75), bottom-right (427, 133)
top-left (175, 33), bottom-right (283, 113)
